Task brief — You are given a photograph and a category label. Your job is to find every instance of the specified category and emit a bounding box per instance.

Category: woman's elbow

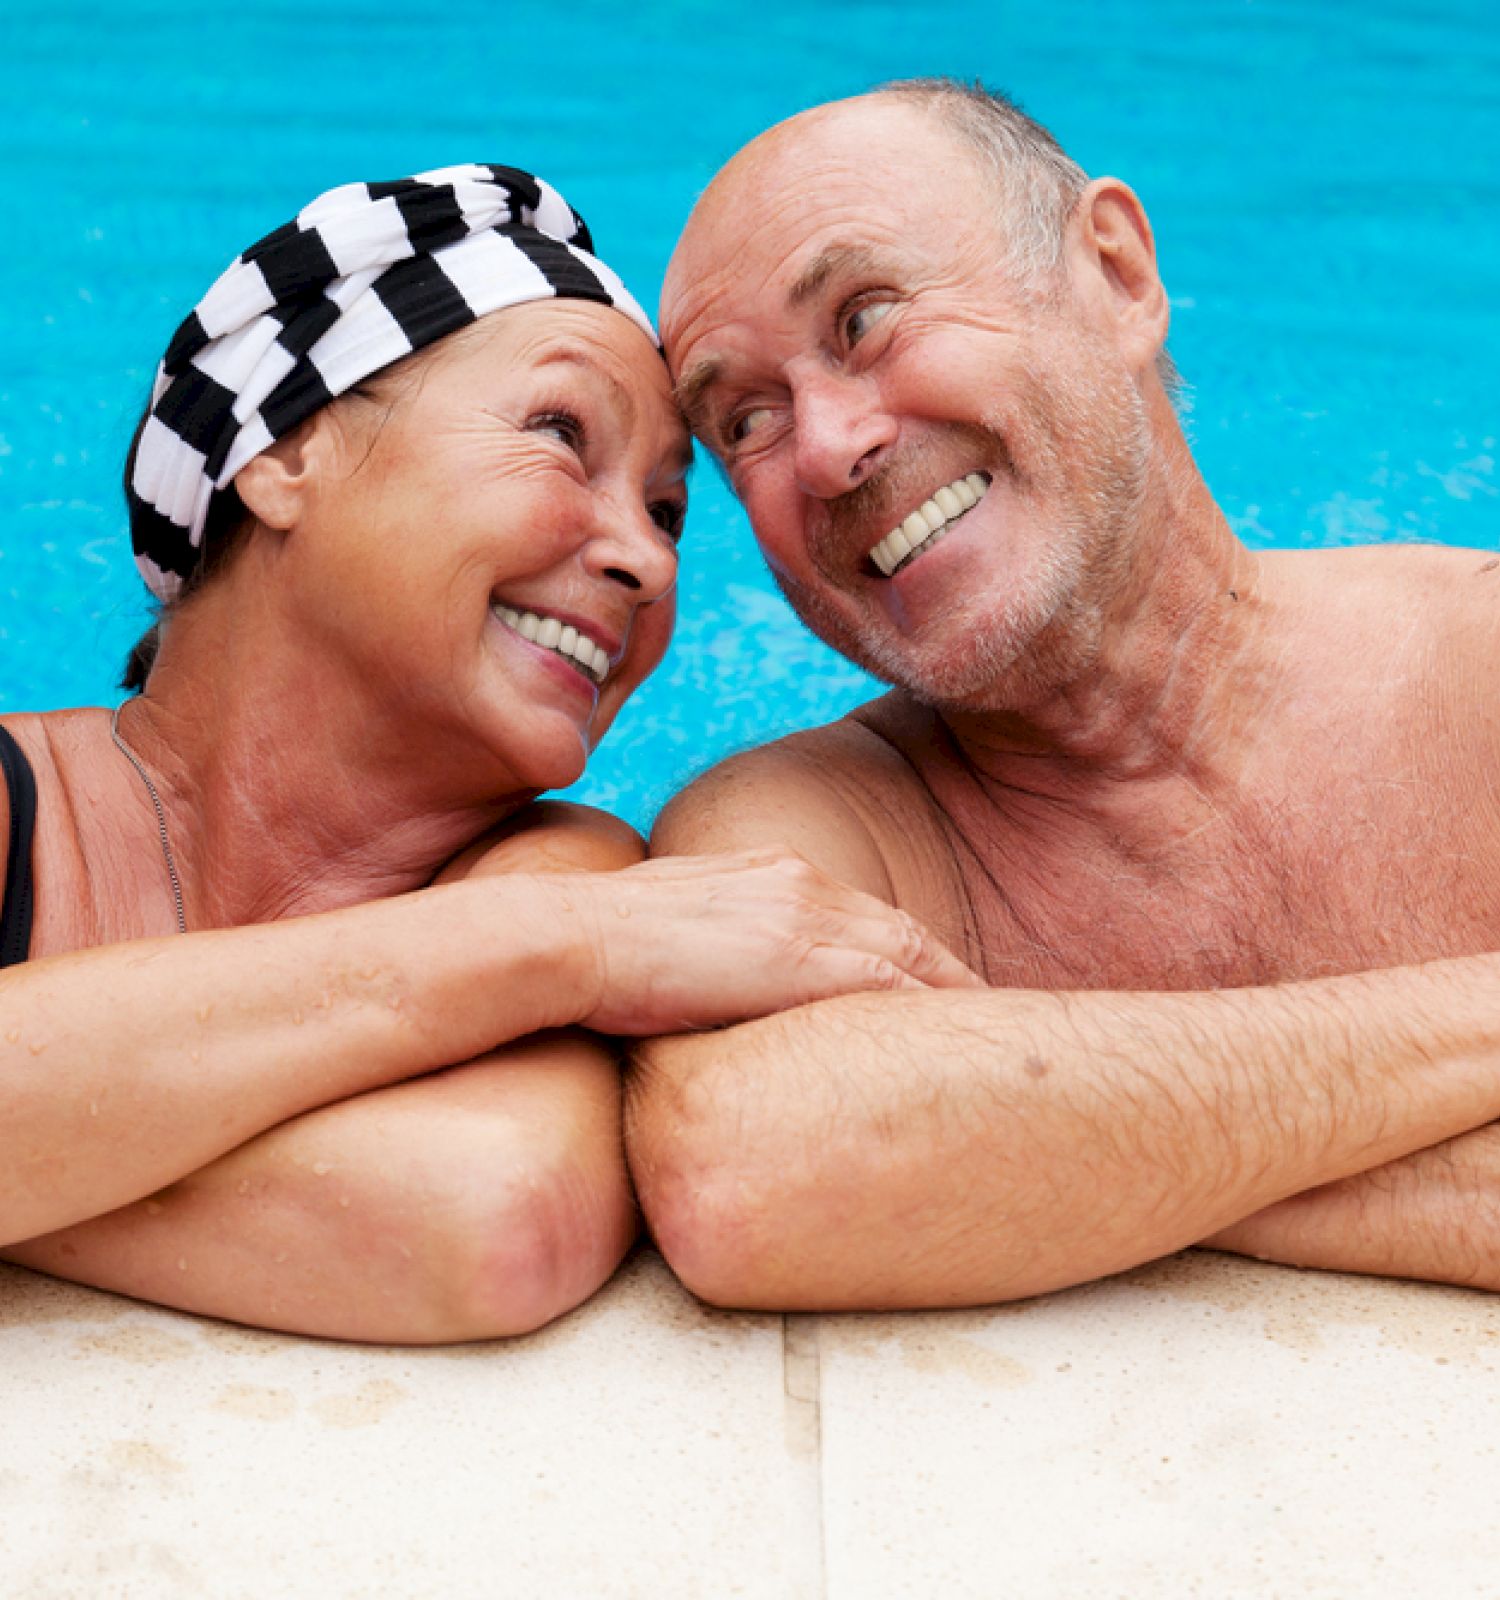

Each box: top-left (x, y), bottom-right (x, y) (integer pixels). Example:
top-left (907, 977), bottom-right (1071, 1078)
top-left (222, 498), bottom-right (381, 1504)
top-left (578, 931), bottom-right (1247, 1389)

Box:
top-left (439, 1150), bottom-right (636, 1340)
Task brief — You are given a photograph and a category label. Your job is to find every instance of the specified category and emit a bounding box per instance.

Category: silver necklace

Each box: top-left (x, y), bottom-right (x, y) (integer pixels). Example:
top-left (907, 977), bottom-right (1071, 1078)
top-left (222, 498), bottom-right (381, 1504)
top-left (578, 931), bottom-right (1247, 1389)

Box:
top-left (110, 703), bottom-right (187, 935)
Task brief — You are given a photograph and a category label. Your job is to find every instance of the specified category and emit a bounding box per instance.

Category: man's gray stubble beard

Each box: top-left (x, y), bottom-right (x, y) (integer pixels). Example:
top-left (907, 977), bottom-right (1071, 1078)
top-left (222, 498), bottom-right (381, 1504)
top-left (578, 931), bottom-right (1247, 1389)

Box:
top-left (767, 366), bottom-right (1155, 715)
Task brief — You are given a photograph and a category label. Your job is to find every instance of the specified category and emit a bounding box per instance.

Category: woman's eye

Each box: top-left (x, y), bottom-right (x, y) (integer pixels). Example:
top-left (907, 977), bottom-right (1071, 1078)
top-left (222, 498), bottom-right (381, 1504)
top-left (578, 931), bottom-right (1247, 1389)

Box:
top-left (650, 500), bottom-right (687, 542)
top-left (844, 300), bottom-right (895, 348)
top-left (728, 406), bottom-right (772, 445)
top-left (530, 410), bottom-right (586, 451)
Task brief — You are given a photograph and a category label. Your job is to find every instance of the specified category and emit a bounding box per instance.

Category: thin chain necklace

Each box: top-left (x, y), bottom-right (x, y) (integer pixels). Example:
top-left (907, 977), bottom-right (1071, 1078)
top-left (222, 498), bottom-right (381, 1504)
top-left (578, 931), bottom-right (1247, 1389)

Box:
top-left (110, 703), bottom-right (188, 935)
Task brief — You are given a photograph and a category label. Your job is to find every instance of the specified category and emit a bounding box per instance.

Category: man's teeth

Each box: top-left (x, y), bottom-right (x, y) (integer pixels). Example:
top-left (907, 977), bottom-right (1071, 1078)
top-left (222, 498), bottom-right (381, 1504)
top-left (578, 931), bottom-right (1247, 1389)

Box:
top-left (868, 473), bottom-right (991, 578)
top-left (492, 606), bottom-right (610, 684)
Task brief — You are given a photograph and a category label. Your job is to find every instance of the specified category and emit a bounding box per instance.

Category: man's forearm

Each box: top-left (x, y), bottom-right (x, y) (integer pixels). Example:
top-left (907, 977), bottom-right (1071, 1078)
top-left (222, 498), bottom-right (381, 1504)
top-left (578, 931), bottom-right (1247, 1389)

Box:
top-left (627, 955), bottom-right (1500, 1310)
top-left (1203, 1122), bottom-right (1500, 1290)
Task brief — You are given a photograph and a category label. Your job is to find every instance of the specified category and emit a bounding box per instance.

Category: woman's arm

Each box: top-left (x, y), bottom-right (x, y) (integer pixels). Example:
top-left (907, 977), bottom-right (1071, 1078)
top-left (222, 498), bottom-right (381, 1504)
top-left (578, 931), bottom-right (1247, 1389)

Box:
top-left (3, 805), bottom-right (977, 1336)
top-left (2, 804), bottom-right (641, 1341)
top-left (3, 1027), bottom-right (630, 1342)
top-left (0, 872), bottom-right (585, 1246)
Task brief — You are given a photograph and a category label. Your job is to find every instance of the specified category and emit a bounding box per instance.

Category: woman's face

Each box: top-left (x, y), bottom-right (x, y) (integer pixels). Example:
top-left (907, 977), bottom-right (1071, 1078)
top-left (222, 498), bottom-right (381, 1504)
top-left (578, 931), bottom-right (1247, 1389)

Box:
top-left (279, 299), bottom-right (689, 794)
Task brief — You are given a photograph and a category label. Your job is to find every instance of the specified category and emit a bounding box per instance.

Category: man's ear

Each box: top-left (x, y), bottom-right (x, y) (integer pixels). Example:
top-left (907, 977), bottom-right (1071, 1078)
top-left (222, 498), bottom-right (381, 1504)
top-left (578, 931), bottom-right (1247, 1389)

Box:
top-left (1072, 177), bottom-right (1170, 374)
top-left (232, 414), bottom-right (331, 532)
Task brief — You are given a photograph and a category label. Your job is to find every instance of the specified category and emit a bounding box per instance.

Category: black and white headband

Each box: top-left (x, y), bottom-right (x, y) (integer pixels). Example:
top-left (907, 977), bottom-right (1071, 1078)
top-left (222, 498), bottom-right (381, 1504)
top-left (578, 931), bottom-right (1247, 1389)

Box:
top-left (127, 163), bottom-right (656, 601)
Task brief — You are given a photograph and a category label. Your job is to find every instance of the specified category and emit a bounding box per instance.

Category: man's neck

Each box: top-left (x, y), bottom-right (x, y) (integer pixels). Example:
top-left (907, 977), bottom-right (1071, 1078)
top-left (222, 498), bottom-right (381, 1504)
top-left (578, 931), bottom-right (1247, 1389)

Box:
top-left (939, 466), bottom-right (1274, 818)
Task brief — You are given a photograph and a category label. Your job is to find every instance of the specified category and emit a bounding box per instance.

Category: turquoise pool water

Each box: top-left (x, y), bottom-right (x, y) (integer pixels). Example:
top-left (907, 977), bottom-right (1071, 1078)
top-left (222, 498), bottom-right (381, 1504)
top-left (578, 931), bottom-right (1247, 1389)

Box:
top-left (4, 1), bottom-right (1496, 830)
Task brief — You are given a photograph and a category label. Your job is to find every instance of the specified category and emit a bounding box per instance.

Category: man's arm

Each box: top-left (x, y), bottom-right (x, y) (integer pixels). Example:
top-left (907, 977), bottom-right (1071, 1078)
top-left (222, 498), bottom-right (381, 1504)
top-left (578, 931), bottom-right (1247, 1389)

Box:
top-left (1202, 1124), bottom-right (1500, 1290)
top-left (629, 753), bottom-right (1500, 1308)
top-left (3, 804), bottom-right (641, 1343)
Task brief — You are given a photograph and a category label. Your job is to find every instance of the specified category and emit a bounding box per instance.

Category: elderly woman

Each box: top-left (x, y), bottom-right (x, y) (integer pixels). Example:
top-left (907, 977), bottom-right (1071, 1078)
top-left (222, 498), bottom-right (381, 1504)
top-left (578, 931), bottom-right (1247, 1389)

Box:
top-left (0, 166), bottom-right (970, 1343)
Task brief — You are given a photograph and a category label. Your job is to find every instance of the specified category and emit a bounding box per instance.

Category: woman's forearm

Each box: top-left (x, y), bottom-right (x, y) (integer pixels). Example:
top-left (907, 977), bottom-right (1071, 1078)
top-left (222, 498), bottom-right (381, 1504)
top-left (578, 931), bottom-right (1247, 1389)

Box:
top-left (0, 876), bottom-right (585, 1244)
top-left (4, 1029), bottom-right (633, 1342)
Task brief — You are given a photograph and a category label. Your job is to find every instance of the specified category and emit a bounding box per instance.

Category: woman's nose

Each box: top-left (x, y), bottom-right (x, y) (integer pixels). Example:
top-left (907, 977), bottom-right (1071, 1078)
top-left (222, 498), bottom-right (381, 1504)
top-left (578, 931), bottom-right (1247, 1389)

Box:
top-left (791, 369), bottom-right (895, 500)
top-left (585, 503), bottom-right (679, 603)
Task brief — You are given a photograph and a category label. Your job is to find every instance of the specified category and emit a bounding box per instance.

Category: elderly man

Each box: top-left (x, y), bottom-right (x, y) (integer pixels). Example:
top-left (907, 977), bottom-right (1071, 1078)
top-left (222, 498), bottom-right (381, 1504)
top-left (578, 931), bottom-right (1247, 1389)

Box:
top-left (625, 79), bottom-right (1500, 1312)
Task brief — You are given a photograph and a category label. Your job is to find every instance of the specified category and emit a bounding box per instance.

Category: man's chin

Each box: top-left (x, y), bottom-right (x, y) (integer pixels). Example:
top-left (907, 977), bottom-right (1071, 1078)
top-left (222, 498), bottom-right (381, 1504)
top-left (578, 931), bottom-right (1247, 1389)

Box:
top-left (780, 579), bottom-right (1073, 716)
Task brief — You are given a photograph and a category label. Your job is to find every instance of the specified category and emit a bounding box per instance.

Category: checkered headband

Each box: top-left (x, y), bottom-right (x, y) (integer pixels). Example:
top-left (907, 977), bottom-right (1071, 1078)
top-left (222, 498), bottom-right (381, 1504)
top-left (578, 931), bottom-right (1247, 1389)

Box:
top-left (126, 163), bottom-right (656, 601)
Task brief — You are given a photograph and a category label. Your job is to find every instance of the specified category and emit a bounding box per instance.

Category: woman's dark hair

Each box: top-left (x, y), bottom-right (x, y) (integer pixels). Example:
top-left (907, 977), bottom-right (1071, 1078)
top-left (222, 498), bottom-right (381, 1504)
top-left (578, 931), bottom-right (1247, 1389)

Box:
top-left (119, 473), bottom-right (253, 692)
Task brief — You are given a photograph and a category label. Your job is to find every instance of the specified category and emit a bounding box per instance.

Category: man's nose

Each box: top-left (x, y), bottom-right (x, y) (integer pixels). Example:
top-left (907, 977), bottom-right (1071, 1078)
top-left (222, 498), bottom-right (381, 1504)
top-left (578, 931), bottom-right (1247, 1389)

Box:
top-left (584, 502), bottom-right (679, 604)
top-left (791, 369), bottom-right (895, 500)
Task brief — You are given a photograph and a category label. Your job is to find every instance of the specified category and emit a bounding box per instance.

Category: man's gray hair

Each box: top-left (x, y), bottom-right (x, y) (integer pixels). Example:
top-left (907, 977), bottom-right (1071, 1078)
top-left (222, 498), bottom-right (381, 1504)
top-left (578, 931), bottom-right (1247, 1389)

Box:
top-left (874, 77), bottom-right (1183, 397)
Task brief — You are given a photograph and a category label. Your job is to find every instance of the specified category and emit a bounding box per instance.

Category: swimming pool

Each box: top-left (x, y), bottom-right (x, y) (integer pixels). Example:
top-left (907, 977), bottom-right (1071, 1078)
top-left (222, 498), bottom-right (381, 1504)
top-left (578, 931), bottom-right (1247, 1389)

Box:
top-left (4, 0), bottom-right (1496, 830)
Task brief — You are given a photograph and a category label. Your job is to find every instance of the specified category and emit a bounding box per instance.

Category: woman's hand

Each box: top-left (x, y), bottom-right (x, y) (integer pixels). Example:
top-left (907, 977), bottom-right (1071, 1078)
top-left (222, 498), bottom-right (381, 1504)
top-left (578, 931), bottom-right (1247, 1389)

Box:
top-left (549, 849), bottom-right (985, 1036)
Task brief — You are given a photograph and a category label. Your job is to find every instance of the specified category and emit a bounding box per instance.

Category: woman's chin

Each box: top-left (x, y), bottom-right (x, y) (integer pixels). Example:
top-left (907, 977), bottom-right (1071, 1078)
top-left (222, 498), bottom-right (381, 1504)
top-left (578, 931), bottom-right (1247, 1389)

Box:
top-left (495, 727), bottom-right (591, 796)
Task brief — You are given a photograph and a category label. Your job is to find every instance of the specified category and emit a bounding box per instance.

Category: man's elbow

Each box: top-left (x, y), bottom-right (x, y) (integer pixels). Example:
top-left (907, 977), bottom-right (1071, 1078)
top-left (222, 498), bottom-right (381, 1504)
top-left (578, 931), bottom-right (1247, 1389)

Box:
top-left (626, 1037), bottom-right (787, 1311)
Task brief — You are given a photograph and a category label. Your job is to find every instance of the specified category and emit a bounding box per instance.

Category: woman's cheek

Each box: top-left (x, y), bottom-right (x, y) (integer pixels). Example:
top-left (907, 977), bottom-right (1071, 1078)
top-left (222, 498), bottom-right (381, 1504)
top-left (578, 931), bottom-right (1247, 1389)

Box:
top-left (590, 592), bottom-right (676, 739)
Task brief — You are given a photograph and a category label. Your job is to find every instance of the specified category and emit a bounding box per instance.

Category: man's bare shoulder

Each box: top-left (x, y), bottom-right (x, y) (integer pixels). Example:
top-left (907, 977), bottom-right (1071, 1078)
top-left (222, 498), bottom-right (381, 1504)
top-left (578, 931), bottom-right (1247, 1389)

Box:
top-left (1283, 542), bottom-right (1500, 613)
top-left (651, 701), bottom-right (927, 899)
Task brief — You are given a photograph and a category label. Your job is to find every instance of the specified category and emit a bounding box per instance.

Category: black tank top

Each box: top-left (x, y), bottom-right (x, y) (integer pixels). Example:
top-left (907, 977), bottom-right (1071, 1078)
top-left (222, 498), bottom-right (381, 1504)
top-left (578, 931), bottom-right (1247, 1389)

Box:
top-left (0, 724), bottom-right (37, 967)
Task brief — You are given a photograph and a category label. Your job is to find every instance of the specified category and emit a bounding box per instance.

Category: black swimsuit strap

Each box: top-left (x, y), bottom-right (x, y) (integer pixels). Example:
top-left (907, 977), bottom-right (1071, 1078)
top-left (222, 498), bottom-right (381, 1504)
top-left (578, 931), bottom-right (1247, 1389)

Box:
top-left (0, 724), bottom-right (37, 968)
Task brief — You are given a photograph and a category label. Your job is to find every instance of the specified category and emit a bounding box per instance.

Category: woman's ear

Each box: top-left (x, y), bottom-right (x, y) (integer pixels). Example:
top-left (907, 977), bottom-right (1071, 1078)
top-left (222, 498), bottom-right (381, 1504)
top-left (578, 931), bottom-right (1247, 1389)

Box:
top-left (232, 414), bottom-right (330, 532)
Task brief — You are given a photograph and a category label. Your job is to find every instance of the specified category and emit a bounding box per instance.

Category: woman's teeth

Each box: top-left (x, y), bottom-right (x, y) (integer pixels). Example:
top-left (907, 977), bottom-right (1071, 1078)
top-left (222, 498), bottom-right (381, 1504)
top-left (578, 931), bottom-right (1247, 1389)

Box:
top-left (868, 473), bottom-right (991, 577)
top-left (492, 605), bottom-right (609, 684)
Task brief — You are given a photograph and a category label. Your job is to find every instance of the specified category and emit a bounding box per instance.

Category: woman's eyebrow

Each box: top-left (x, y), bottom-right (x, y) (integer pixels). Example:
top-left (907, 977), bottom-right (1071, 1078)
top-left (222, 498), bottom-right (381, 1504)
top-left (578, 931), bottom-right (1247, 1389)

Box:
top-left (534, 347), bottom-right (637, 430)
top-left (537, 345), bottom-right (694, 472)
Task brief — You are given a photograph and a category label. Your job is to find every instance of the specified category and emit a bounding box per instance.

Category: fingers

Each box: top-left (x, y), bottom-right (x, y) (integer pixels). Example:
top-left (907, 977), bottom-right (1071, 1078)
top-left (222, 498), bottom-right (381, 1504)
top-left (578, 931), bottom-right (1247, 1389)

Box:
top-left (886, 909), bottom-right (986, 990)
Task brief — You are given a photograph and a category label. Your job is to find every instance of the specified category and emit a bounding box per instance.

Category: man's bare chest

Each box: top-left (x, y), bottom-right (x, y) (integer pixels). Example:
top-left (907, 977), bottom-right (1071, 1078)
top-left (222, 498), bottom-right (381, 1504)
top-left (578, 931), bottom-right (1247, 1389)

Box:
top-left (881, 772), bottom-right (1500, 992)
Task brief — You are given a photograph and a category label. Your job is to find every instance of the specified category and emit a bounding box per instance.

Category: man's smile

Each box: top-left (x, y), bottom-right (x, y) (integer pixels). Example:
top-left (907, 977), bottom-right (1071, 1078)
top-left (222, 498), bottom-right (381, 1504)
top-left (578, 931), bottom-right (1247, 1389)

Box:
top-left (868, 472), bottom-right (992, 578)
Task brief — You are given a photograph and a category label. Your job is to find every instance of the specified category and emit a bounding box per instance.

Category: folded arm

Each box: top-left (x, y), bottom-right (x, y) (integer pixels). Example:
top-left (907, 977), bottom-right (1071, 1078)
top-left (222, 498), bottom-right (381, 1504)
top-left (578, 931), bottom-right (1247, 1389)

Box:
top-left (1203, 1122), bottom-right (1500, 1291)
top-left (2, 803), bottom-right (642, 1340)
top-left (630, 751), bottom-right (1500, 1308)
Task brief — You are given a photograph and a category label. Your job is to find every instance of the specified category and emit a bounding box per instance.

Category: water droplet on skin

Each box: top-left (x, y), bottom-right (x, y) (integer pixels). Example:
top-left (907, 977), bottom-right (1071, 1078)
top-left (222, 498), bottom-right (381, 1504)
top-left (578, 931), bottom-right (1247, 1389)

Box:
top-left (274, 1252), bottom-right (288, 1264)
top-left (189, 1050), bottom-right (201, 1064)
top-left (292, 1010), bottom-right (304, 1025)
top-left (5, 1028), bottom-right (18, 1044)
top-left (615, 904), bottom-right (631, 918)
top-left (312, 1162), bottom-right (331, 1177)
top-left (338, 1195), bottom-right (350, 1209)
top-left (237, 1179), bottom-right (250, 1196)
top-left (146, 1200), bottom-right (164, 1215)
top-left (27, 1041), bottom-right (46, 1056)
top-left (196, 1005), bottom-right (213, 1023)
top-left (176, 1257), bottom-right (188, 1272)
top-left (89, 1100), bottom-right (99, 1117)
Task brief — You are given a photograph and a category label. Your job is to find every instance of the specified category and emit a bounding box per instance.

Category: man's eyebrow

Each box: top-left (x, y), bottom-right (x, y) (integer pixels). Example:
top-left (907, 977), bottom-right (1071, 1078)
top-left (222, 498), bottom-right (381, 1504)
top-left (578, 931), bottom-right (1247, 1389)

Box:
top-left (673, 356), bottom-right (723, 433)
top-left (788, 243), bottom-right (889, 308)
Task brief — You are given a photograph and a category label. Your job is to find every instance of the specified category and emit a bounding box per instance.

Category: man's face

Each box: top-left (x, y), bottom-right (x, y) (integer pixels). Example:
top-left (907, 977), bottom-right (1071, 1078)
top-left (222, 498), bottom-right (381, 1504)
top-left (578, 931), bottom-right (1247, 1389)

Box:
top-left (662, 99), bottom-right (1154, 712)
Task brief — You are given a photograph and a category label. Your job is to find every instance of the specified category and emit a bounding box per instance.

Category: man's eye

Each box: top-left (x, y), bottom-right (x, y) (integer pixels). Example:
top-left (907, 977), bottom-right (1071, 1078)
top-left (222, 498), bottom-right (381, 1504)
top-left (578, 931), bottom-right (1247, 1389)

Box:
top-left (844, 300), bottom-right (895, 347)
top-left (529, 410), bottom-right (586, 451)
top-left (728, 406), bottom-right (772, 445)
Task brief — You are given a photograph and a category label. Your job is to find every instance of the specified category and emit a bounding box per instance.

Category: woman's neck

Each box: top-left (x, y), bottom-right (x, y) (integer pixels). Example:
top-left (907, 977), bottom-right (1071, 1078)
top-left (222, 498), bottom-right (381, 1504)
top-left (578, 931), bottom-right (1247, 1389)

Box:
top-left (110, 604), bottom-right (532, 930)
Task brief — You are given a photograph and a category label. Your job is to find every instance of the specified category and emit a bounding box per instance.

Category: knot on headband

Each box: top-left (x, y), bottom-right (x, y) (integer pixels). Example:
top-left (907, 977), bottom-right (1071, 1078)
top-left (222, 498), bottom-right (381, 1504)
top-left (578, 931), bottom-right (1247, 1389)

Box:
top-left (127, 163), bottom-right (656, 601)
